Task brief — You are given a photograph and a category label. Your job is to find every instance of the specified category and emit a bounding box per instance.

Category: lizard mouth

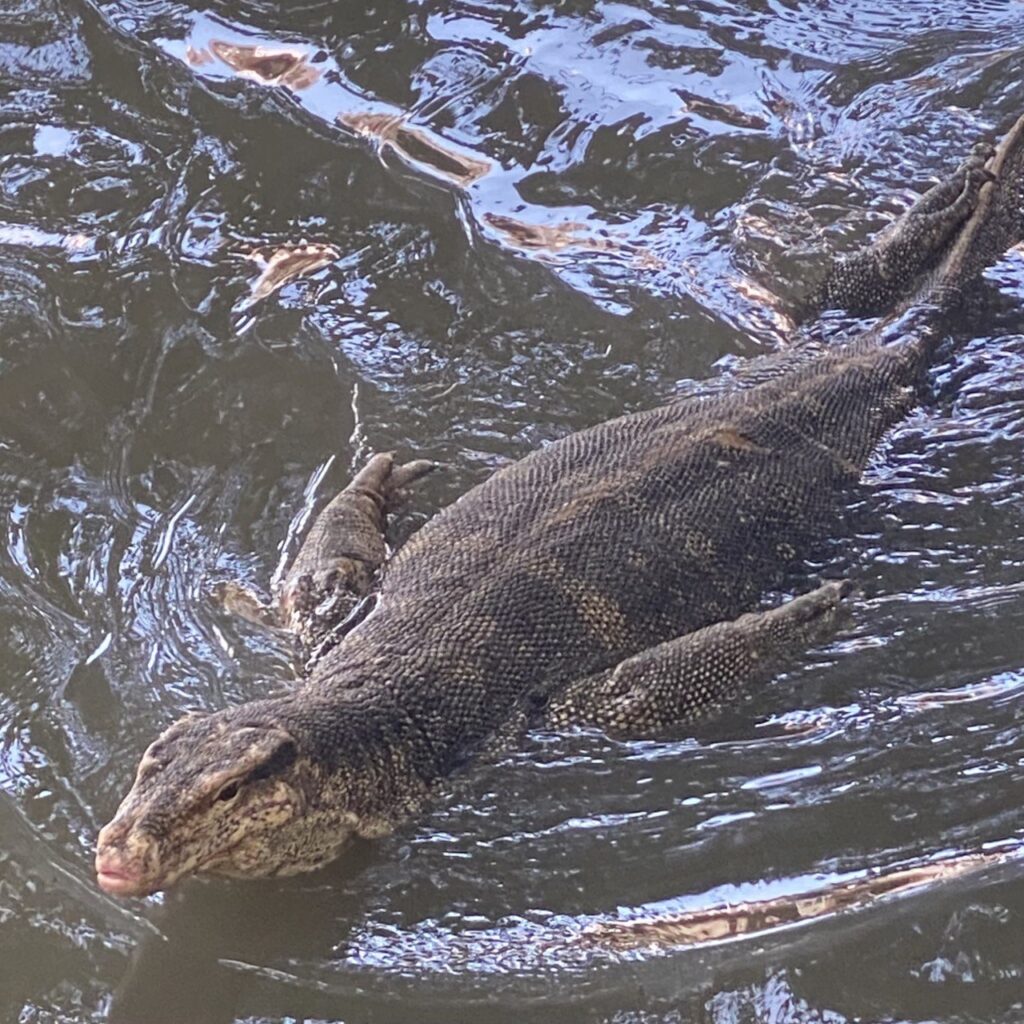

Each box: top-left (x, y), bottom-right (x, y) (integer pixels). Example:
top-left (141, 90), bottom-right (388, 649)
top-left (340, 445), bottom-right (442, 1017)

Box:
top-left (95, 848), bottom-right (229, 896)
top-left (95, 837), bottom-right (250, 896)
top-left (95, 848), bottom-right (162, 897)
top-left (96, 865), bottom-right (156, 897)
top-left (95, 821), bottom-right (172, 897)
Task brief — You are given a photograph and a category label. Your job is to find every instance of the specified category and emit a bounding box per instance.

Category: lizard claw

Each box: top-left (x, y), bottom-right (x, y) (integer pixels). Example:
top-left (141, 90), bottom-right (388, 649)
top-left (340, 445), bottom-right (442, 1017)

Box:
top-left (383, 459), bottom-right (439, 506)
top-left (969, 140), bottom-right (996, 164)
top-left (210, 580), bottom-right (279, 628)
top-left (347, 453), bottom-right (438, 510)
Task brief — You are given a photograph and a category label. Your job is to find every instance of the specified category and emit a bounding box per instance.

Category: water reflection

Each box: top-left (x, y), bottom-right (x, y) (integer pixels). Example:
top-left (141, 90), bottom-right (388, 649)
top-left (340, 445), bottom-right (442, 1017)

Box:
top-left (202, 40), bottom-right (323, 91)
top-left (239, 241), bottom-right (339, 307)
top-left (3, 0), bottom-right (1024, 1020)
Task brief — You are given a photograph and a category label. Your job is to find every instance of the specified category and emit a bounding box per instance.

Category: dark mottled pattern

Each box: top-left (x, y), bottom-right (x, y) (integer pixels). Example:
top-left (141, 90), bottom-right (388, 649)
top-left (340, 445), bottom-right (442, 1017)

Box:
top-left (300, 116), bottom-right (1024, 799)
top-left (809, 143), bottom-right (994, 318)
top-left (97, 116), bottom-right (1024, 894)
top-left (317, 337), bottom-right (919, 770)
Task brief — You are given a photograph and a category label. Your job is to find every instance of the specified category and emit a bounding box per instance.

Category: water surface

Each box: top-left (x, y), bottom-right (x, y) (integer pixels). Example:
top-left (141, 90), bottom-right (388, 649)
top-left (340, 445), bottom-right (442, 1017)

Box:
top-left (2, 0), bottom-right (1024, 1020)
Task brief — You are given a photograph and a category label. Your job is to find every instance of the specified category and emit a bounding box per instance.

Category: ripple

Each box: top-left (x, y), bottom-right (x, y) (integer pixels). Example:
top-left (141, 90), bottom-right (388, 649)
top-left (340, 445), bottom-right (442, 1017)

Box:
top-left (5, 0), bottom-right (1024, 1021)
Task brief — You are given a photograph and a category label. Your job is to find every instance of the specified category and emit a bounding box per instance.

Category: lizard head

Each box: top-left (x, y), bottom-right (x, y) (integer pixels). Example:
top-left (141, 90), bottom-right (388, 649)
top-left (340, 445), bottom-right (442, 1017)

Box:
top-left (95, 699), bottom-right (358, 896)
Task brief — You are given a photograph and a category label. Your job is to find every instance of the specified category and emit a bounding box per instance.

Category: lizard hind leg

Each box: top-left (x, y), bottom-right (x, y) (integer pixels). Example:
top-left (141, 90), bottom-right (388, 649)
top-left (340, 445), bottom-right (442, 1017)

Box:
top-left (545, 581), bottom-right (852, 734)
top-left (811, 143), bottom-right (994, 318)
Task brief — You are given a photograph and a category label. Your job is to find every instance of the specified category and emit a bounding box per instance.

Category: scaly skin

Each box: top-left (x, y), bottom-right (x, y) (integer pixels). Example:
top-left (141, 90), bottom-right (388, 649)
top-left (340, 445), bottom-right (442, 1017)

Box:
top-left (95, 115), bottom-right (1024, 898)
top-left (211, 453), bottom-right (436, 666)
top-left (807, 141), bottom-right (996, 317)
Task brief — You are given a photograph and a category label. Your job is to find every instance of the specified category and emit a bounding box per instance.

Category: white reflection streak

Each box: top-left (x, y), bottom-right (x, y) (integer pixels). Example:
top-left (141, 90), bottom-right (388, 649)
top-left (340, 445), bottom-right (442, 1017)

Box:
top-left (84, 632), bottom-right (112, 666)
top-left (0, 221), bottom-right (96, 256)
top-left (150, 493), bottom-right (197, 574)
top-left (271, 455), bottom-right (336, 589)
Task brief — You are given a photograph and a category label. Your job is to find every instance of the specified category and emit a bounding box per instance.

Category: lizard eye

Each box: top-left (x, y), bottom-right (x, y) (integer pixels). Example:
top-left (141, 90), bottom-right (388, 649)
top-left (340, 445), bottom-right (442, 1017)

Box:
top-left (216, 781), bottom-right (241, 803)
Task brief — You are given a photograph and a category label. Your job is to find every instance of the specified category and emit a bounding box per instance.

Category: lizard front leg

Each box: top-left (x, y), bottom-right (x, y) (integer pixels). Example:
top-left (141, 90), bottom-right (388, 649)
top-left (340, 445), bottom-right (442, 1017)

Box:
top-left (213, 453), bottom-right (435, 664)
top-left (276, 453), bottom-right (435, 659)
top-left (545, 581), bottom-right (851, 734)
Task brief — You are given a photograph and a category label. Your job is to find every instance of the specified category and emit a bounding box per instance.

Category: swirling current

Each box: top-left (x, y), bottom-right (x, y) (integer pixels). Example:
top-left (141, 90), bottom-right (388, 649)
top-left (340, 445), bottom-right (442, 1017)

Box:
top-left (2, 0), bottom-right (1024, 1021)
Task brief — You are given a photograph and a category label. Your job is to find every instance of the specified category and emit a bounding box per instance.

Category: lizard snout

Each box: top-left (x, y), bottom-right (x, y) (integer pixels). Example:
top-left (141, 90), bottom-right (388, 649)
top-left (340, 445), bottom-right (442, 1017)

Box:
top-left (95, 821), bottom-right (161, 897)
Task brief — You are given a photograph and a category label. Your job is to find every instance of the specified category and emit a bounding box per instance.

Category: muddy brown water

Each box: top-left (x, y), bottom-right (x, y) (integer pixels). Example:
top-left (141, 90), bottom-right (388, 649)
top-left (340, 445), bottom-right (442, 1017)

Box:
top-left (3, 0), bottom-right (1024, 1021)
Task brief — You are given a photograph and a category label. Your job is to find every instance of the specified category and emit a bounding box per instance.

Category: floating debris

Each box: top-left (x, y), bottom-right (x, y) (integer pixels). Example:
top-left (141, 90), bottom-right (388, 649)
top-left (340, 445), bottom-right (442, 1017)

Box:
top-left (188, 40), bottom-right (322, 91)
top-left (339, 111), bottom-right (491, 187)
top-left (483, 212), bottom-right (663, 268)
top-left (676, 89), bottom-right (769, 131)
top-left (241, 242), bottom-right (339, 306)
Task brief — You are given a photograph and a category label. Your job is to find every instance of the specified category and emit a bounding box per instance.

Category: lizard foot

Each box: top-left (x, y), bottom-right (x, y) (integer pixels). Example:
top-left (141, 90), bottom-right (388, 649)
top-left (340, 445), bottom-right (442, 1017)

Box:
top-left (209, 580), bottom-right (278, 628)
top-left (546, 580), bottom-right (853, 734)
top-left (347, 452), bottom-right (437, 512)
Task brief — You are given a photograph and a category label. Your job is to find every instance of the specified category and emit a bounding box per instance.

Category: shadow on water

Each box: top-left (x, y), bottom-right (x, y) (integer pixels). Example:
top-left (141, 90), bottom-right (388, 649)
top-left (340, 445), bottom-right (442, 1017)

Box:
top-left (3, 0), bottom-right (1024, 1020)
top-left (106, 844), bottom-right (378, 1024)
